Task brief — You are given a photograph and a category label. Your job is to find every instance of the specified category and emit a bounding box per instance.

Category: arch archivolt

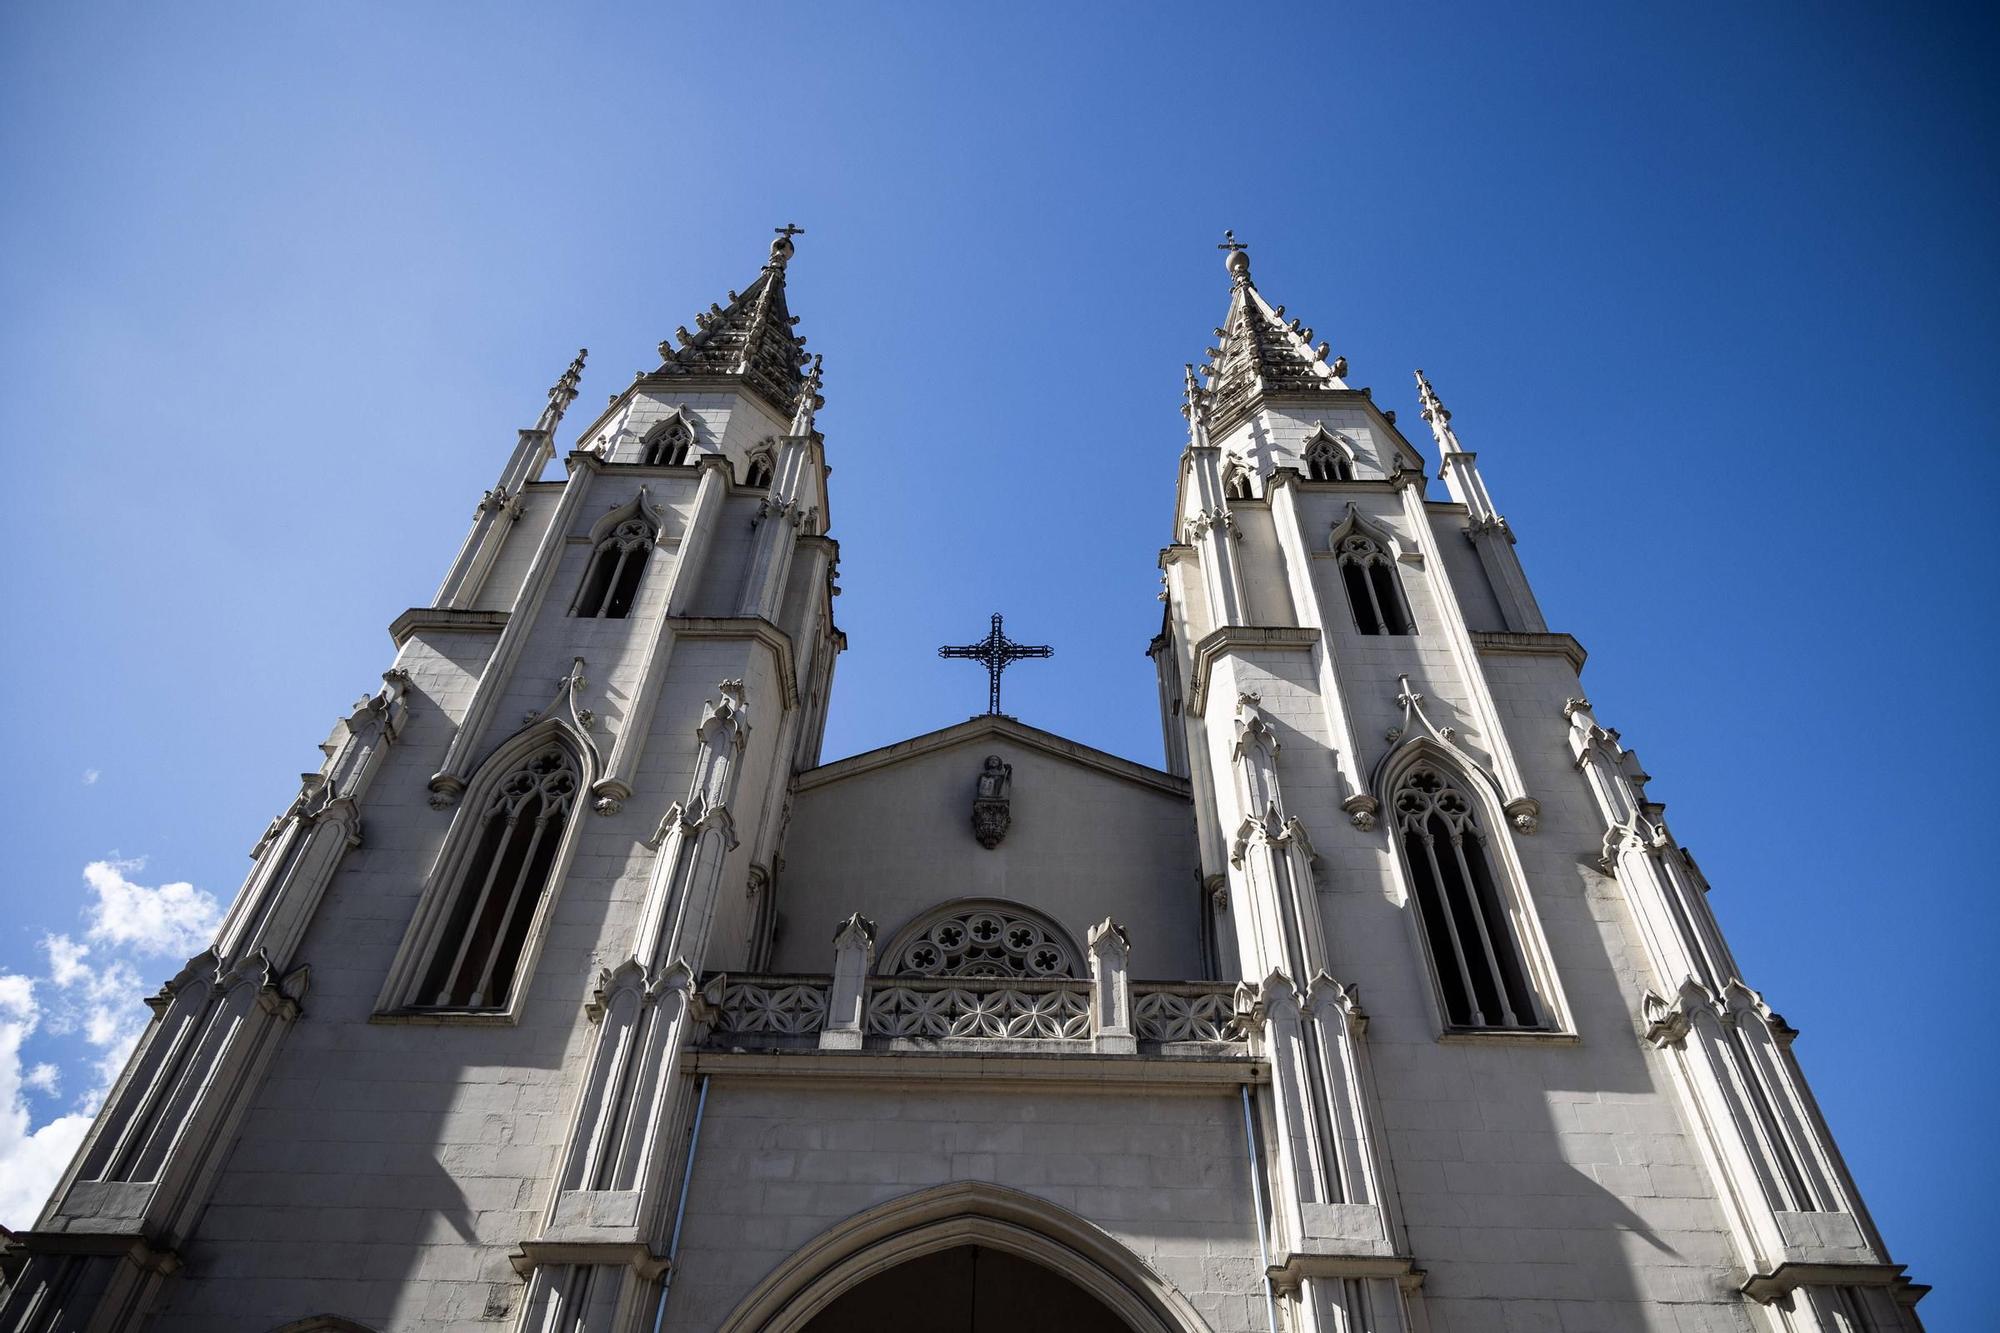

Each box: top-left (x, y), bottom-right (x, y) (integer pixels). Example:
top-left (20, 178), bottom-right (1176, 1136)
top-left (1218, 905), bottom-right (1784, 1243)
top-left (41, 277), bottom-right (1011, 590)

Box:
top-left (713, 1181), bottom-right (1212, 1333)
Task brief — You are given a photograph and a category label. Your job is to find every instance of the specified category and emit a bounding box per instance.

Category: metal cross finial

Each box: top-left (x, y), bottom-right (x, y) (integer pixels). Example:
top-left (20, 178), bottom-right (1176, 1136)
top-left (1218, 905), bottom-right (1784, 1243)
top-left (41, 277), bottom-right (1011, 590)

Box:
top-left (769, 223), bottom-right (805, 267)
top-left (938, 613), bottom-right (1053, 716)
top-left (1217, 229), bottom-right (1249, 256)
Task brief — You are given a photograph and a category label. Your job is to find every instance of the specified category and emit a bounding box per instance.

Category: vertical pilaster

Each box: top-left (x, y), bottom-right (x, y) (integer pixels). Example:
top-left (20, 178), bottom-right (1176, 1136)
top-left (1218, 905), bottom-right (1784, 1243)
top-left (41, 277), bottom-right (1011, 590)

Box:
top-left (1566, 698), bottom-right (1912, 1321)
top-left (521, 680), bottom-right (752, 1329)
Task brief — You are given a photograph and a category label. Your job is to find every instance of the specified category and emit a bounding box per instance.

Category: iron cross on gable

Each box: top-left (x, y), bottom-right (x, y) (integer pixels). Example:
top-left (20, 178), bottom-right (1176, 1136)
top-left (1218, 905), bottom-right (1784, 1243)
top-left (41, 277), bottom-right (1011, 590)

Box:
top-left (938, 613), bottom-right (1053, 716)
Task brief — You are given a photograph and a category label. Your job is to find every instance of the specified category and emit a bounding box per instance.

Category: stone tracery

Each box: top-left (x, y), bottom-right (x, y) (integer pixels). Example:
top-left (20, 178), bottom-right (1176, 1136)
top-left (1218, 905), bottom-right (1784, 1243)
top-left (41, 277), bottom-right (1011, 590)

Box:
top-left (883, 901), bottom-right (1081, 979)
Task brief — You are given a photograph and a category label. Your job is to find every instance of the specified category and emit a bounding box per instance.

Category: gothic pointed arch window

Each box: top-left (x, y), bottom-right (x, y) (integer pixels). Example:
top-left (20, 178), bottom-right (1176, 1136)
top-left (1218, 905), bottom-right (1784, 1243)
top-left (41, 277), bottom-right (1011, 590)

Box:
top-left (1392, 761), bottom-right (1545, 1030)
top-left (1223, 461), bottom-right (1253, 501)
top-left (1303, 428), bottom-right (1356, 482)
top-left (388, 738), bottom-right (583, 1013)
top-left (571, 514), bottom-right (655, 619)
top-left (745, 452), bottom-right (775, 489)
top-left (1334, 519), bottom-right (1414, 635)
top-left (641, 416), bottom-right (695, 467)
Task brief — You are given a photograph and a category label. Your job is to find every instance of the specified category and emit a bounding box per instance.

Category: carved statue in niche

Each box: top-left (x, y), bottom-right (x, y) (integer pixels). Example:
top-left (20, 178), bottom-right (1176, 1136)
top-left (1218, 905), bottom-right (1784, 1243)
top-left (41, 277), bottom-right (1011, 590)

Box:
top-left (971, 755), bottom-right (1012, 849)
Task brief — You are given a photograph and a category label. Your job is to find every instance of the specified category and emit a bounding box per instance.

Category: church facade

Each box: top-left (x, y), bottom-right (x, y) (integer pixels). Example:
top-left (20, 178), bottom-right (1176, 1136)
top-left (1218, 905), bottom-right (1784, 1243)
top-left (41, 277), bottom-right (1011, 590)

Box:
top-left (2, 232), bottom-right (1926, 1333)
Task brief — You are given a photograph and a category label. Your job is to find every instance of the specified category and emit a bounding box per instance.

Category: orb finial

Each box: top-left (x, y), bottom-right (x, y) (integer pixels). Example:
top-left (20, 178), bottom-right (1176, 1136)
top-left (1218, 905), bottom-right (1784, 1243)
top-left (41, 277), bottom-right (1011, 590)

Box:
top-left (770, 222), bottom-right (805, 266)
top-left (1218, 229), bottom-right (1252, 282)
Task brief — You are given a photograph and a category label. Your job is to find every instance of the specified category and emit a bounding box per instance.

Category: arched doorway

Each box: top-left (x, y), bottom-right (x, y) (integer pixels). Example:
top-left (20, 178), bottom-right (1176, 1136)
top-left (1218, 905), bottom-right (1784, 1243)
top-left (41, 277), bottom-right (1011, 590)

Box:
top-left (801, 1243), bottom-right (1131, 1333)
top-left (715, 1182), bottom-right (1211, 1333)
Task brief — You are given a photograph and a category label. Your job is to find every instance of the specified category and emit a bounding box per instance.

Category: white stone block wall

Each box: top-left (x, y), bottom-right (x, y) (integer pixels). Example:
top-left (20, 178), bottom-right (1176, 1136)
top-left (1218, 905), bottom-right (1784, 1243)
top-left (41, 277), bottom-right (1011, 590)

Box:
top-left (662, 1084), bottom-right (1267, 1333)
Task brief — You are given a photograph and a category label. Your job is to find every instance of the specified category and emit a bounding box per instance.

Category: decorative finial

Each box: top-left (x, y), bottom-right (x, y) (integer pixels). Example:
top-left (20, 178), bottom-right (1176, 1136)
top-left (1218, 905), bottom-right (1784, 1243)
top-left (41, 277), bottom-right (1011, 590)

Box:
top-left (770, 222), bottom-right (805, 267)
top-left (1218, 229), bottom-right (1252, 283)
top-left (536, 348), bottom-right (588, 433)
top-left (1413, 369), bottom-right (1462, 453)
top-left (790, 354), bottom-right (825, 435)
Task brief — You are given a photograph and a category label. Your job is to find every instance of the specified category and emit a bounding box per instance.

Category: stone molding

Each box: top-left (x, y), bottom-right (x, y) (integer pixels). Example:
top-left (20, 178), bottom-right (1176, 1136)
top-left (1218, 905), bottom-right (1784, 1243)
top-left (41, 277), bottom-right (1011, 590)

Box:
top-left (684, 1049), bottom-right (1264, 1090)
top-left (1469, 629), bottom-right (1588, 673)
top-left (794, 713), bottom-right (1188, 799)
top-left (388, 606), bottom-right (509, 647)
top-left (710, 1182), bottom-right (1216, 1333)
top-left (1740, 1262), bottom-right (1926, 1306)
top-left (1184, 625), bottom-right (1321, 718)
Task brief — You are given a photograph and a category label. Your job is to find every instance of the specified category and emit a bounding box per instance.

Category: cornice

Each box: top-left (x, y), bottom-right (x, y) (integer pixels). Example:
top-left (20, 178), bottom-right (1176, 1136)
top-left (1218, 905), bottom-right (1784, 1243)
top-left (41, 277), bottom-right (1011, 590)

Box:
top-left (1265, 1252), bottom-right (1422, 1294)
top-left (388, 607), bottom-right (509, 648)
top-left (670, 615), bottom-right (800, 709)
top-left (1740, 1262), bottom-right (1923, 1306)
top-left (1186, 626), bottom-right (1321, 717)
top-left (683, 1048), bottom-right (1260, 1091)
top-left (796, 714), bottom-right (1189, 799)
top-left (1470, 630), bottom-right (1588, 675)
top-left (510, 1240), bottom-right (667, 1281)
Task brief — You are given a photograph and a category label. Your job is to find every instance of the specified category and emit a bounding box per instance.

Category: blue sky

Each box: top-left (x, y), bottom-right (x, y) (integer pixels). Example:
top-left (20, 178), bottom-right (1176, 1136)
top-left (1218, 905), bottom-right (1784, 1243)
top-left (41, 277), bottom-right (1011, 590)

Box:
top-left (2, 1), bottom-right (1995, 1320)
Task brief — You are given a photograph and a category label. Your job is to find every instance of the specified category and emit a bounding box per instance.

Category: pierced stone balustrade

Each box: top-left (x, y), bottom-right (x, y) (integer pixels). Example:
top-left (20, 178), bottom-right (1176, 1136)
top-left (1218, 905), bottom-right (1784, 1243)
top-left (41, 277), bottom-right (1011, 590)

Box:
top-left (703, 972), bottom-right (1247, 1056)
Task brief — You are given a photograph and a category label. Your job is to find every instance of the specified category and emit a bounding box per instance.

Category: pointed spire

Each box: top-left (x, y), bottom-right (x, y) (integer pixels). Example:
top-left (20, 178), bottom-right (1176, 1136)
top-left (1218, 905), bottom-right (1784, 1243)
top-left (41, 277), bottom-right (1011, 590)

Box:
top-left (1414, 369), bottom-right (1463, 455)
top-left (535, 348), bottom-right (587, 434)
top-left (789, 354), bottom-right (825, 436)
top-left (653, 226), bottom-right (810, 413)
top-left (1197, 231), bottom-right (1347, 437)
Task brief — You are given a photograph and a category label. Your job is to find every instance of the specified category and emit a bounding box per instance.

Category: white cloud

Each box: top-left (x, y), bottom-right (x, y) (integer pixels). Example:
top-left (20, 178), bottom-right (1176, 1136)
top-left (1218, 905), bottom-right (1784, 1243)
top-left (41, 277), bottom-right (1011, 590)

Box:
top-left (0, 859), bottom-right (223, 1229)
top-left (43, 934), bottom-right (90, 987)
top-left (81, 859), bottom-right (222, 957)
top-left (81, 768), bottom-right (99, 786)
top-left (0, 973), bottom-right (94, 1229)
top-left (38, 936), bottom-right (149, 1113)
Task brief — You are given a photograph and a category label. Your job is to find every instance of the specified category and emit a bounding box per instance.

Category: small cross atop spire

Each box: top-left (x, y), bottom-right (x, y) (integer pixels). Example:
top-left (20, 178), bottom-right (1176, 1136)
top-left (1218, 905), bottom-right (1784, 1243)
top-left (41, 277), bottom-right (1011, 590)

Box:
top-left (769, 223), bottom-right (805, 266)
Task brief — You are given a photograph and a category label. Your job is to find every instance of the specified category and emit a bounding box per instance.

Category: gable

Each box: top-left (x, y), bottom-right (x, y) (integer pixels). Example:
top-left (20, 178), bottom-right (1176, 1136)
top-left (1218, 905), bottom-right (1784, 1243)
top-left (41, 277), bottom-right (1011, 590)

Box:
top-left (771, 721), bottom-right (1204, 980)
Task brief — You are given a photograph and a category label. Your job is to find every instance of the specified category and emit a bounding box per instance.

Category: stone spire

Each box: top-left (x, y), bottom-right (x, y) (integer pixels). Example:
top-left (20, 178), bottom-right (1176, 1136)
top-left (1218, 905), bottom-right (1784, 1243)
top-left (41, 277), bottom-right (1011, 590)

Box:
top-left (654, 225), bottom-right (811, 413)
top-left (535, 347), bottom-right (588, 434)
top-left (1414, 368), bottom-right (1462, 456)
top-left (1197, 230), bottom-right (1348, 437)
